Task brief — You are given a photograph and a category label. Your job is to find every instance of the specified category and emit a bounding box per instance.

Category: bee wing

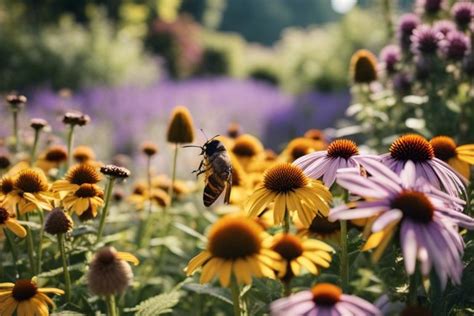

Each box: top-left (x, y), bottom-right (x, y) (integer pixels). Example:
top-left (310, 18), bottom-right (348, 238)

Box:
top-left (223, 172), bottom-right (232, 205)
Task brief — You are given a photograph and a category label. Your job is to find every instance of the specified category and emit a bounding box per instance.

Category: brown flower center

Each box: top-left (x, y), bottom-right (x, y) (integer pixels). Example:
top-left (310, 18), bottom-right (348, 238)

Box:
top-left (311, 283), bottom-right (342, 306)
top-left (45, 146), bottom-right (68, 162)
top-left (96, 247), bottom-right (118, 265)
top-left (391, 191), bottom-right (434, 223)
top-left (208, 217), bottom-right (262, 259)
top-left (73, 146), bottom-right (95, 163)
top-left (12, 280), bottom-right (38, 301)
top-left (0, 207), bottom-right (9, 224)
top-left (308, 216), bottom-right (340, 235)
top-left (232, 135), bottom-right (263, 157)
top-left (304, 129), bottom-right (325, 141)
top-left (1, 177), bottom-right (14, 195)
top-left (15, 169), bottom-right (48, 193)
top-left (263, 163), bottom-right (308, 193)
top-left (327, 139), bottom-right (359, 159)
top-left (75, 184), bottom-right (99, 198)
top-left (66, 164), bottom-right (101, 185)
top-left (288, 138), bottom-right (317, 161)
top-left (271, 234), bottom-right (303, 261)
top-left (430, 136), bottom-right (457, 162)
top-left (351, 50), bottom-right (378, 83)
top-left (390, 134), bottom-right (434, 162)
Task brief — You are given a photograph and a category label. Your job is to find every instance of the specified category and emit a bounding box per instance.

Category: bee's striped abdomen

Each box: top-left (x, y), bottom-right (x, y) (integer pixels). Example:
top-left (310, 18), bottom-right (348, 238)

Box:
top-left (203, 173), bottom-right (226, 207)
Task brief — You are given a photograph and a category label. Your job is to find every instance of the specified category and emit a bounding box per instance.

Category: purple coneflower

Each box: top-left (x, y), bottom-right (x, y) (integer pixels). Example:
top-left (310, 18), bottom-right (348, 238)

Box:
top-left (411, 25), bottom-right (442, 55)
top-left (329, 159), bottom-right (473, 288)
top-left (451, 1), bottom-right (474, 29)
top-left (381, 134), bottom-right (466, 197)
top-left (397, 14), bottom-right (421, 50)
top-left (440, 30), bottom-right (470, 60)
top-left (271, 283), bottom-right (381, 316)
top-left (380, 45), bottom-right (401, 74)
top-left (294, 139), bottom-right (377, 187)
top-left (433, 20), bottom-right (456, 37)
top-left (416, 0), bottom-right (445, 15)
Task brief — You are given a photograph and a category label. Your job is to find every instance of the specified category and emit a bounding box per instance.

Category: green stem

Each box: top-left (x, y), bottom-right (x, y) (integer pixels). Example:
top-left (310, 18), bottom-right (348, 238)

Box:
top-left (58, 233), bottom-right (72, 302)
top-left (96, 177), bottom-right (115, 245)
top-left (340, 219), bottom-right (349, 292)
top-left (30, 129), bottom-right (41, 166)
top-left (408, 273), bottom-right (418, 306)
top-left (24, 213), bottom-right (37, 276)
top-left (168, 144), bottom-right (178, 206)
top-left (283, 208), bottom-right (290, 233)
top-left (66, 125), bottom-right (75, 170)
top-left (106, 294), bottom-right (118, 316)
top-left (12, 110), bottom-right (19, 153)
top-left (230, 278), bottom-right (242, 316)
top-left (36, 210), bottom-right (44, 274)
top-left (3, 228), bottom-right (19, 277)
top-left (137, 156), bottom-right (154, 248)
top-left (283, 281), bottom-right (291, 297)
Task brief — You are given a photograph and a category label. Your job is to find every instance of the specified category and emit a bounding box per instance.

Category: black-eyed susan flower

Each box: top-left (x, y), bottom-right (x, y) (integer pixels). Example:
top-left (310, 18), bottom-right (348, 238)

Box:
top-left (227, 122), bottom-right (242, 139)
top-left (52, 164), bottom-right (102, 198)
top-left (72, 145), bottom-right (97, 164)
top-left (166, 106), bottom-right (195, 144)
top-left (62, 183), bottom-right (104, 219)
top-left (0, 152), bottom-right (11, 170)
top-left (430, 136), bottom-right (474, 178)
top-left (232, 134), bottom-right (265, 171)
top-left (151, 175), bottom-right (191, 197)
top-left (269, 233), bottom-right (333, 282)
top-left (270, 283), bottom-right (381, 316)
top-left (350, 49), bottom-right (378, 84)
top-left (6, 168), bottom-right (55, 214)
top-left (0, 176), bottom-right (16, 212)
top-left (280, 138), bottom-right (326, 163)
top-left (296, 215), bottom-right (341, 244)
top-left (0, 279), bottom-right (63, 315)
top-left (185, 216), bottom-right (284, 287)
top-left (128, 187), bottom-right (170, 210)
top-left (381, 134), bottom-right (466, 197)
top-left (36, 145), bottom-right (68, 173)
top-left (87, 247), bottom-right (139, 296)
top-left (246, 163), bottom-right (331, 227)
top-left (0, 207), bottom-right (26, 238)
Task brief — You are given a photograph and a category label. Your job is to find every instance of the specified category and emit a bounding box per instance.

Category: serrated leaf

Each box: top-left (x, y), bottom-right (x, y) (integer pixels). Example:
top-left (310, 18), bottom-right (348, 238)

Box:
top-left (125, 290), bottom-right (181, 316)
top-left (183, 283), bottom-right (232, 305)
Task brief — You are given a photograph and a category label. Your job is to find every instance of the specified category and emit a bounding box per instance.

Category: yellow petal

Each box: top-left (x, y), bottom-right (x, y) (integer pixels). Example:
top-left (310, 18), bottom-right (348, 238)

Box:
top-left (185, 251), bottom-right (212, 275)
top-left (116, 252), bottom-right (140, 265)
top-left (5, 220), bottom-right (27, 238)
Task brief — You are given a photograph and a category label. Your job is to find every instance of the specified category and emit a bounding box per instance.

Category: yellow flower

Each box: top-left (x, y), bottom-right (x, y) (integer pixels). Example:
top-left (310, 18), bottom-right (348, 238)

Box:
top-left (269, 233), bottom-right (333, 282)
top-left (128, 187), bottom-right (170, 210)
top-left (430, 136), bottom-right (474, 178)
top-left (185, 216), bottom-right (284, 287)
top-left (5, 168), bottom-right (55, 215)
top-left (280, 137), bottom-right (326, 163)
top-left (166, 106), bottom-right (195, 144)
top-left (231, 134), bottom-right (265, 171)
top-left (62, 184), bottom-right (104, 218)
top-left (296, 215), bottom-right (341, 244)
top-left (350, 49), bottom-right (378, 84)
top-left (0, 279), bottom-right (63, 315)
top-left (246, 163), bottom-right (332, 226)
top-left (52, 164), bottom-right (102, 198)
top-left (36, 145), bottom-right (68, 173)
top-left (0, 207), bottom-right (26, 238)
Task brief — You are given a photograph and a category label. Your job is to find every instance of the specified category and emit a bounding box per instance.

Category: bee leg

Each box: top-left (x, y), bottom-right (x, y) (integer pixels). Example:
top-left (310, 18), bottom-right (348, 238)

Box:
top-left (196, 167), bottom-right (212, 177)
top-left (192, 160), bottom-right (206, 174)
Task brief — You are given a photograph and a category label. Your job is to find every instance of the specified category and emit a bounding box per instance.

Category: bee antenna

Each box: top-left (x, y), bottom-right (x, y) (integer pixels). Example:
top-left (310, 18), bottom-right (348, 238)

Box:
top-left (182, 145), bottom-right (203, 149)
top-left (210, 134), bottom-right (220, 140)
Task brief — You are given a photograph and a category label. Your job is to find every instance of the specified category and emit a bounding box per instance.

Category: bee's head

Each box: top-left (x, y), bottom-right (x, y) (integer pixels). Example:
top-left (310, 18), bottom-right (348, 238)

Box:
top-left (204, 139), bottom-right (225, 156)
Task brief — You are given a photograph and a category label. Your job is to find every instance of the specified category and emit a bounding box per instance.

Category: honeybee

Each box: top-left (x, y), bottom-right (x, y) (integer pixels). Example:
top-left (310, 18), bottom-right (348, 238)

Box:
top-left (185, 135), bottom-right (232, 207)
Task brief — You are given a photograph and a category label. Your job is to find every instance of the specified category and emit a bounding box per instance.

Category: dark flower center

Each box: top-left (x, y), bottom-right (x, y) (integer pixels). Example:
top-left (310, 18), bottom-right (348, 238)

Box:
top-left (45, 147), bottom-right (68, 162)
top-left (75, 184), bottom-right (99, 198)
top-left (96, 247), bottom-right (118, 265)
top-left (351, 50), bottom-right (378, 83)
top-left (391, 191), bottom-right (434, 223)
top-left (1, 177), bottom-right (14, 194)
top-left (272, 234), bottom-right (303, 261)
top-left (66, 164), bottom-right (101, 185)
top-left (263, 163), bottom-right (308, 193)
top-left (327, 139), bottom-right (359, 159)
top-left (311, 283), bottom-right (342, 306)
top-left (208, 217), bottom-right (262, 259)
top-left (15, 170), bottom-right (48, 193)
top-left (308, 216), bottom-right (340, 235)
top-left (390, 134), bottom-right (434, 162)
top-left (12, 280), bottom-right (38, 301)
top-left (0, 207), bottom-right (9, 224)
top-left (232, 135), bottom-right (262, 157)
top-left (430, 136), bottom-right (457, 161)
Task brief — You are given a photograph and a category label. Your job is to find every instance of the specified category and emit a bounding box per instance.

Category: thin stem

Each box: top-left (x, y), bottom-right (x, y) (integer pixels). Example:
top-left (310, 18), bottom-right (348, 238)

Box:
top-left (283, 208), bottom-right (290, 233)
top-left (408, 273), bottom-right (418, 306)
top-left (12, 110), bottom-right (19, 153)
top-left (58, 233), bottom-right (72, 302)
top-left (106, 294), bottom-right (118, 316)
top-left (3, 228), bottom-right (19, 277)
top-left (137, 156), bottom-right (154, 248)
top-left (96, 177), bottom-right (115, 245)
top-left (30, 130), bottom-right (41, 166)
top-left (230, 277), bottom-right (242, 316)
top-left (340, 219), bottom-right (349, 292)
top-left (36, 210), bottom-right (44, 274)
top-left (168, 144), bottom-right (179, 206)
top-left (283, 281), bottom-right (291, 297)
top-left (66, 125), bottom-right (75, 170)
top-left (24, 213), bottom-right (37, 276)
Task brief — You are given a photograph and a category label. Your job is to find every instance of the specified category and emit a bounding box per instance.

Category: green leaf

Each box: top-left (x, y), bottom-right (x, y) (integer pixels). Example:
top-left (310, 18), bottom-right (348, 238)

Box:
top-left (125, 290), bottom-right (181, 316)
top-left (183, 283), bottom-right (232, 305)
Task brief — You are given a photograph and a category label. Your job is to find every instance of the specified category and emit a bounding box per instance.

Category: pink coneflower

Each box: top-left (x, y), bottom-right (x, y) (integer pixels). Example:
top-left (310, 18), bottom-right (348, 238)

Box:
top-left (329, 159), bottom-right (474, 288)
top-left (294, 139), bottom-right (377, 187)
top-left (270, 283), bottom-right (381, 316)
top-left (381, 134), bottom-right (466, 197)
